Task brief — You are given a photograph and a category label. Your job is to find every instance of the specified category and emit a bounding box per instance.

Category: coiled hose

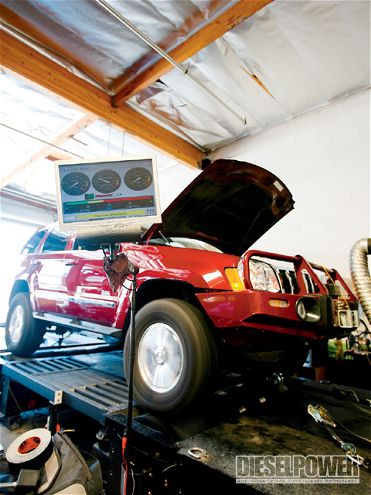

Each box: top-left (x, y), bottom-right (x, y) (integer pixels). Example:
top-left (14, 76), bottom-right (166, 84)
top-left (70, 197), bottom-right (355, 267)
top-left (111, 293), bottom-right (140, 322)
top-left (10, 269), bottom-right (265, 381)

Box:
top-left (350, 238), bottom-right (371, 323)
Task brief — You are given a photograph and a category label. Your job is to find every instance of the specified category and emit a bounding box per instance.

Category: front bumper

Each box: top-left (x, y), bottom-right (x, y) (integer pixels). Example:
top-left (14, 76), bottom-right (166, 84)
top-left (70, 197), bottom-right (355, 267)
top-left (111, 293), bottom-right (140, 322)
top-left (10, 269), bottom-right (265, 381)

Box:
top-left (196, 290), bottom-right (356, 340)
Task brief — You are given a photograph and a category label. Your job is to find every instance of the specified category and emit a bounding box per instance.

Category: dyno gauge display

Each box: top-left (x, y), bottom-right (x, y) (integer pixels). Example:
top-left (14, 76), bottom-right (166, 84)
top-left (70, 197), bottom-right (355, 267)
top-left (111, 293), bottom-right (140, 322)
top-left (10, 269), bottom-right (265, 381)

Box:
top-left (56, 157), bottom-right (162, 235)
top-left (92, 169), bottom-right (121, 193)
top-left (61, 172), bottom-right (91, 196)
top-left (124, 167), bottom-right (153, 191)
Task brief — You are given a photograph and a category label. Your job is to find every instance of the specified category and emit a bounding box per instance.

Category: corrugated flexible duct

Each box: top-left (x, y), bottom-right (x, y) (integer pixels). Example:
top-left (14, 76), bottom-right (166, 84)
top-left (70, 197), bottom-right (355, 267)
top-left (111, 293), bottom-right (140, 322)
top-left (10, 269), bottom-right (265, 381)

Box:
top-left (350, 238), bottom-right (371, 323)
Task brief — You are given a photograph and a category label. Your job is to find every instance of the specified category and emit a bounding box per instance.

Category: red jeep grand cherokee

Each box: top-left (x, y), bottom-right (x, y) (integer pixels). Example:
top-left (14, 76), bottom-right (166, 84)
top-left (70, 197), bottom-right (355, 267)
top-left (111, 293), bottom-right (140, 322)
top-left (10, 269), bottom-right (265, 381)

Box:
top-left (5, 160), bottom-right (358, 413)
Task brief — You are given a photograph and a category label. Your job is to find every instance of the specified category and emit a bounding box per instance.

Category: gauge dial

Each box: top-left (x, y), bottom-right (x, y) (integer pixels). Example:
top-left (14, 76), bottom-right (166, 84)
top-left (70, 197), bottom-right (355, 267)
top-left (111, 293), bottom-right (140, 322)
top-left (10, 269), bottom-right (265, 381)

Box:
top-left (92, 169), bottom-right (121, 194)
top-left (124, 167), bottom-right (153, 191)
top-left (61, 172), bottom-right (90, 196)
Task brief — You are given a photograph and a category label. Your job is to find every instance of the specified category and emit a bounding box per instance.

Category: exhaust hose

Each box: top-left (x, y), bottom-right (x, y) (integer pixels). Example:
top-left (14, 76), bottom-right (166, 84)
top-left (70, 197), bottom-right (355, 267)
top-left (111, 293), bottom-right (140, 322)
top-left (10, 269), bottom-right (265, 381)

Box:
top-left (350, 238), bottom-right (371, 323)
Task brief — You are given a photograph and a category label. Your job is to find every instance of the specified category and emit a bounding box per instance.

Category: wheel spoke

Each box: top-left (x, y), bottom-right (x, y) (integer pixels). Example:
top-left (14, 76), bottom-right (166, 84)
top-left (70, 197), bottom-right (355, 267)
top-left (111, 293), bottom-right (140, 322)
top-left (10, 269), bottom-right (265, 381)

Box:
top-left (141, 330), bottom-right (158, 350)
top-left (155, 362), bottom-right (176, 390)
top-left (152, 365), bottom-right (162, 389)
top-left (145, 351), bottom-right (158, 376)
top-left (158, 327), bottom-right (167, 347)
top-left (167, 353), bottom-right (181, 376)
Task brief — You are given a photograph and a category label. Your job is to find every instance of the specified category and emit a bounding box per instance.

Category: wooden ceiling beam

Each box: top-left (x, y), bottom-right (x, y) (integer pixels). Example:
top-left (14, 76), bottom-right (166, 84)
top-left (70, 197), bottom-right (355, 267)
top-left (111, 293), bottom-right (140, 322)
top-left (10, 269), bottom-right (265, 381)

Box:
top-left (1, 5), bottom-right (106, 89)
top-left (0, 31), bottom-right (204, 168)
top-left (112, 0), bottom-right (273, 105)
top-left (1, 114), bottom-right (96, 188)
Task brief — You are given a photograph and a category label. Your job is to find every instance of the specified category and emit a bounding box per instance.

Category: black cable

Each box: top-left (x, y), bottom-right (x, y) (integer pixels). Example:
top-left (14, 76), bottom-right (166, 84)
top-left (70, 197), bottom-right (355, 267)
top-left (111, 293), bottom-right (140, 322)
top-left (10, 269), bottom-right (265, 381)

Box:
top-left (121, 270), bottom-right (137, 495)
top-left (125, 272), bottom-right (137, 440)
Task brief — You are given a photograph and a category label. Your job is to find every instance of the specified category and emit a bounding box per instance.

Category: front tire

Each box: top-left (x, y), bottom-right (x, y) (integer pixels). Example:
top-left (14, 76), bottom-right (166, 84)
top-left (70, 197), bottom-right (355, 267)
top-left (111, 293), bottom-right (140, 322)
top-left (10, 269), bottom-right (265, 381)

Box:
top-left (124, 299), bottom-right (217, 414)
top-left (5, 293), bottom-right (45, 356)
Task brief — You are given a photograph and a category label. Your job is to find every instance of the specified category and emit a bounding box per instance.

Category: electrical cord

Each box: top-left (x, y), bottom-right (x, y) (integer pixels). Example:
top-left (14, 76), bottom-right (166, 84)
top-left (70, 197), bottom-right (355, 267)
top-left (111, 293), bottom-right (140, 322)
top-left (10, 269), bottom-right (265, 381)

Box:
top-left (101, 246), bottom-right (139, 494)
top-left (334, 417), bottom-right (371, 446)
top-left (122, 270), bottom-right (137, 495)
top-left (308, 403), bottom-right (370, 468)
top-left (122, 436), bottom-right (128, 495)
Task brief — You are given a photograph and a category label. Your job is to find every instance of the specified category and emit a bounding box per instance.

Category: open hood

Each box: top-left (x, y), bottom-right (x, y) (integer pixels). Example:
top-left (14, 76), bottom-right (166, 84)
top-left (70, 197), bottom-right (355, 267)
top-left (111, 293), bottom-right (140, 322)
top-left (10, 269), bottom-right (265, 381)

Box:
top-left (143, 159), bottom-right (294, 256)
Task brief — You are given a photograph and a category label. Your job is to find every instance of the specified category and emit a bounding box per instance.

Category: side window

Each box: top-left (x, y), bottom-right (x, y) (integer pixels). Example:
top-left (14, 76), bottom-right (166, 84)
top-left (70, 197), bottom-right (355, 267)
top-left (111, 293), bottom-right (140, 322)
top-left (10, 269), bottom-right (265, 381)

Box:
top-left (21, 229), bottom-right (46, 255)
top-left (42, 230), bottom-right (69, 253)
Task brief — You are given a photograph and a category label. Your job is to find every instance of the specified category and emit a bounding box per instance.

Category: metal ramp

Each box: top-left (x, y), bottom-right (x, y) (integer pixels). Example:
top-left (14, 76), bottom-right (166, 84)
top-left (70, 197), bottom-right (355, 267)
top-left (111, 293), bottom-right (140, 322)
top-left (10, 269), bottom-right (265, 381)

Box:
top-left (1, 352), bottom-right (129, 423)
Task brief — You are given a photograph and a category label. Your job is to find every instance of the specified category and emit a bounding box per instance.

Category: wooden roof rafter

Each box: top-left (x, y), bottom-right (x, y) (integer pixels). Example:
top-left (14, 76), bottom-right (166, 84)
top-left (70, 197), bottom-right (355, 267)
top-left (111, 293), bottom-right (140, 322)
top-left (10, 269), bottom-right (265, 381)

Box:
top-left (1, 114), bottom-right (96, 188)
top-left (0, 5), bottom-right (107, 92)
top-left (112, 0), bottom-right (273, 105)
top-left (0, 30), bottom-right (204, 168)
top-left (0, 0), bottom-right (272, 168)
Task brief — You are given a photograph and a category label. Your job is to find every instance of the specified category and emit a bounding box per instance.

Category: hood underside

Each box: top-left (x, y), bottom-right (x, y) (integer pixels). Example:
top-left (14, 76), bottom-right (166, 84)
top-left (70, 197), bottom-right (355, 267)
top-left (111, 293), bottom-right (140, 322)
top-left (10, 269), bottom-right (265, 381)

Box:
top-left (143, 159), bottom-right (294, 256)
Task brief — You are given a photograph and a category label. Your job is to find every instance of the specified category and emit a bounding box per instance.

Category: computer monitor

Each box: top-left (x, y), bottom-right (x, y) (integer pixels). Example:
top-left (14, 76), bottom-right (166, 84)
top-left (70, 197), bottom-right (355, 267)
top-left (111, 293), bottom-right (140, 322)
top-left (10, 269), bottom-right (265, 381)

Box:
top-left (55, 156), bottom-right (161, 239)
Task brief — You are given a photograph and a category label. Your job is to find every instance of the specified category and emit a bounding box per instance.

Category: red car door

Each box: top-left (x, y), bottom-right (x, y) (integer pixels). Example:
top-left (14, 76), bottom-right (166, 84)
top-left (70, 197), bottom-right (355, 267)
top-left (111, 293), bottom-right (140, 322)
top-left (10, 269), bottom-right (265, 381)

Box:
top-left (63, 247), bottom-right (126, 328)
top-left (31, 229), bottom-right (71, 315)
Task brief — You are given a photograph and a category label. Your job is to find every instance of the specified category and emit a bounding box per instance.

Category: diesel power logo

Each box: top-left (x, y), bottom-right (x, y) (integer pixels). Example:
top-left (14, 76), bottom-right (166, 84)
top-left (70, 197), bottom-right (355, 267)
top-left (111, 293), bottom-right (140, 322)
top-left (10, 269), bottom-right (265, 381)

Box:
top-left (236, 455), bottom-right (360, 484)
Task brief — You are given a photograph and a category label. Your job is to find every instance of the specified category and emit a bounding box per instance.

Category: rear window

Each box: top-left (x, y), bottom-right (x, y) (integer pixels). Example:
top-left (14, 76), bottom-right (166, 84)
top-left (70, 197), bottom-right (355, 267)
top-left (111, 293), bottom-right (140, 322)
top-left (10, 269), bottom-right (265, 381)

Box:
top-left (42, 230), bottom-right (69, 253)
top-left (21, 229), bottom-right (46, 254)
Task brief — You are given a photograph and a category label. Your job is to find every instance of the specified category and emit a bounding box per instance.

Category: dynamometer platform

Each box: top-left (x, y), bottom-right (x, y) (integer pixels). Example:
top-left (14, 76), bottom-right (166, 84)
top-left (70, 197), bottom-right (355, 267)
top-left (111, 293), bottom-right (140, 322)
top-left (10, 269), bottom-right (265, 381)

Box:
top-left (0, 351), bottom-right (128, 423)
top-left (1, 350), bottom-right (370, 494)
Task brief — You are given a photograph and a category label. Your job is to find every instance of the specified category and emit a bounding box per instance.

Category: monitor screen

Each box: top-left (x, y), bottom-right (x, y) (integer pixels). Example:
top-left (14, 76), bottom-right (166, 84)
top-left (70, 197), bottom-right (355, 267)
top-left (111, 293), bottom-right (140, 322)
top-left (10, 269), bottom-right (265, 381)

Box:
top-left (55, 157), bottom-right (161, 237)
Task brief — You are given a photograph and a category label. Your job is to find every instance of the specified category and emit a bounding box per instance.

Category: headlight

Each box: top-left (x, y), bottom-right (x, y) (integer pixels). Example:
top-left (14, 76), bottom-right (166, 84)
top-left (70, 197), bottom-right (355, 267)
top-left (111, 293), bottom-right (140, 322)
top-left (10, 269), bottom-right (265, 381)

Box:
top-left (249, 260), bottom-right (281, 292)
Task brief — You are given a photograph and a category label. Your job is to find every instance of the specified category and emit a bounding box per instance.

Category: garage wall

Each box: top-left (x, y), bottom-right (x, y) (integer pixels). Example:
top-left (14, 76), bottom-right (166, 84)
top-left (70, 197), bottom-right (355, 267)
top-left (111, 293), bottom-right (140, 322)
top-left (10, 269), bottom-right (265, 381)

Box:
top-left (212, 89), bottom-right (370, 280)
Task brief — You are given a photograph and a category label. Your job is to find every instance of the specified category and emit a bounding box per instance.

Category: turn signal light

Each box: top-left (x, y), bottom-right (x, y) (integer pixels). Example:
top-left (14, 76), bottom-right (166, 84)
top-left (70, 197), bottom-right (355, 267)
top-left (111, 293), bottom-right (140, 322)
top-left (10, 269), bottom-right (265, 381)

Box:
top-left (225, 268), bottom-right (245, 291)
top-left (268, 299), bottom-right (289, 308)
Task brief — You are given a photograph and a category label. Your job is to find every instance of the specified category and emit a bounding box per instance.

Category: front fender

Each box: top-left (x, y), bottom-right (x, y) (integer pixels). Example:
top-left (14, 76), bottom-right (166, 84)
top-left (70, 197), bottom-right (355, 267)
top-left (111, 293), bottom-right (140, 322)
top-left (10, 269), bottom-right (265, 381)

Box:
top-left (127, 244), bottom-right (238, 291)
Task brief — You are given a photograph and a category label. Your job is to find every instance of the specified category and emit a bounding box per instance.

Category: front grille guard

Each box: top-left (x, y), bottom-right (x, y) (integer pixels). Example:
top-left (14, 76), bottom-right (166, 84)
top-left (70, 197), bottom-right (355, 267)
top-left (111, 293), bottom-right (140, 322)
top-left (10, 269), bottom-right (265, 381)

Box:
top-left (243, 250), bottom-right (357, 302)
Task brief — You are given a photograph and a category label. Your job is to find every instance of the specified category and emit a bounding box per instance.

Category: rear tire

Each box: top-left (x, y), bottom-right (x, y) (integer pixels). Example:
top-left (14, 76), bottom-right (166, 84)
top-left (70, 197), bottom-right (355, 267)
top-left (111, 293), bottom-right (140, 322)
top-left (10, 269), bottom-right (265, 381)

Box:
top-left (5, 293), bottom-right (45, 356)
top-left (124, 298), bottom-right (217, 414)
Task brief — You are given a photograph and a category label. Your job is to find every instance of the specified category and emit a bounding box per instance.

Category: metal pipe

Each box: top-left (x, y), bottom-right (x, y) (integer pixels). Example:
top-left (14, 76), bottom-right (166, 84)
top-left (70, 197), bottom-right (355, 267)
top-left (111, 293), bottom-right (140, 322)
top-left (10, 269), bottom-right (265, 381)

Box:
top-left (95, 0), bottom-right (247, 125)
top-left (350, 238), bottom-right (371, 323)
top-left (96, 0), bottom-right (186, 74)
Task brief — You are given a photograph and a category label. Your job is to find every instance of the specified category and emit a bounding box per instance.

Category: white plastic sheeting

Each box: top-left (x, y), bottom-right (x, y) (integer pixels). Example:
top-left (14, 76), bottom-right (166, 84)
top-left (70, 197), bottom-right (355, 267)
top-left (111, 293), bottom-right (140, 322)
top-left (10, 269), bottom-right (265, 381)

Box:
top-left (2, 0), bottom-right (369, 151)
top-left (129, 0), bottom-right (370, 149)
top-left (1, 0), bottom-right (231, 88)
top-left (1, 0), bottom-right (370, 197)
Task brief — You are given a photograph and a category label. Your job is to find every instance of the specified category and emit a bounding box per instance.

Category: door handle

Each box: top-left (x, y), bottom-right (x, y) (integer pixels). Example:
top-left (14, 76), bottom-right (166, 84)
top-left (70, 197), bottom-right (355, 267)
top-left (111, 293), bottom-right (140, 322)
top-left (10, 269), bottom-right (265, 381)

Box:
top-left (64, 261), bottom-right (78, 266)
